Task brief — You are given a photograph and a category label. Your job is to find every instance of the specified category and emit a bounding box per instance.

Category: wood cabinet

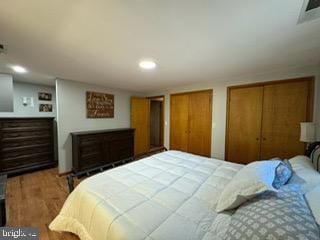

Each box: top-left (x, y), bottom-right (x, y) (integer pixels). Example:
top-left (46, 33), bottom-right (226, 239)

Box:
top-left (170, 90), bottom-right (212, 157)
top-left (226, 77), bottom-right (314, 164)
top-left (71, 128), bottom-right (134, 173)
top-left (0, 118), bottom-right (56, 176)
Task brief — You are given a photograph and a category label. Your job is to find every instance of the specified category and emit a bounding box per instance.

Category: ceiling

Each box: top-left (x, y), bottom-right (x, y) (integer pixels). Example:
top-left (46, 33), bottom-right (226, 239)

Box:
top-left (0, 0), bottom-right (320, 92)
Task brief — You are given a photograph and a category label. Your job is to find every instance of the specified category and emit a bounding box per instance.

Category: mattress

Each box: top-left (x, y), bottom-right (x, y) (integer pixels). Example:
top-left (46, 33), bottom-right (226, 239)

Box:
top-left (50, 151), bottom-right (243, 240)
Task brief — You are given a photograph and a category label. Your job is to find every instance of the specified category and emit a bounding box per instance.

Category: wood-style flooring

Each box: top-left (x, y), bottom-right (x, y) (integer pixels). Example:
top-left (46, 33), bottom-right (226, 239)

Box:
top-left (6, 168), bottom-right (81, 240)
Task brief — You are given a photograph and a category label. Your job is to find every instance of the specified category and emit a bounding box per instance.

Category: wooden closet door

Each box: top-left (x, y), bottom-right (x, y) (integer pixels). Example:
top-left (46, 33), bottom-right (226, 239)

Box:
top-left (131, 97), bottom-right (150, 156)
top-left (188, 91), bottom-right (212, 157)
top-left (260, 80), bottom-right (312, 159)
top-left (227, 86), bottom-right (263, 164)
top-left (170, 94), bottom-right (189, 152)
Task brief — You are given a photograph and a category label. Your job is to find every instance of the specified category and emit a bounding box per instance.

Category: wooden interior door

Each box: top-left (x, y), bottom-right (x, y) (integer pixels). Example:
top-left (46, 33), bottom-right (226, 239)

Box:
top-left (188, 90), bottom-right (212, 157)
top-left (260, 80), bottom-right (312, 159)
top-left (131, 97), bottom-right (150, 156)
top-left (226, 86), bottom-right (264, 164)
top-left (170, 94), bottom-right (189, 152)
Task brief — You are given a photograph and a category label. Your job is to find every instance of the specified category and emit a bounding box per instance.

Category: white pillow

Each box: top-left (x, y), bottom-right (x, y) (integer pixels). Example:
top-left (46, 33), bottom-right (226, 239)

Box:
top-left (305, 185), bottom-right (320, 226)
top-left (216, 160), bottom-right (280, 212)
top-left (289, 155), bottom-right (320, 192)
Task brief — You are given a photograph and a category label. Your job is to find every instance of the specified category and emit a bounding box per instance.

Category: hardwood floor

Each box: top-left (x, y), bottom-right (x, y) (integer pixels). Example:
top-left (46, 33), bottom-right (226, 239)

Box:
top-left (6, 168), bottom-right (81, 240)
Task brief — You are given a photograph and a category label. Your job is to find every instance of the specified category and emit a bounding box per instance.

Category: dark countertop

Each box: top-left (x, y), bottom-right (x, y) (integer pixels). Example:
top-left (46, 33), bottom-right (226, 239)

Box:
top-left (71, 128), bottom-right (135, 136)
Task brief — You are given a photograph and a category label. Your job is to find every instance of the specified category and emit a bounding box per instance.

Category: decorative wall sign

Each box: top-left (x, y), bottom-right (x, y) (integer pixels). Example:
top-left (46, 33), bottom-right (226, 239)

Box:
top-left (39, 104), bottom-right (53, 112)
top-left (86, 91), bottom-right (114, 118)
top-left (38, 92), bottom-right (52, 101)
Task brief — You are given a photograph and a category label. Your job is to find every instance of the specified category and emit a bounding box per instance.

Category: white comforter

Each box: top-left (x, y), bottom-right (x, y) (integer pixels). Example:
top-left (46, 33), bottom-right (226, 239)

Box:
top-left (50, 151), bottom-right (243, 240)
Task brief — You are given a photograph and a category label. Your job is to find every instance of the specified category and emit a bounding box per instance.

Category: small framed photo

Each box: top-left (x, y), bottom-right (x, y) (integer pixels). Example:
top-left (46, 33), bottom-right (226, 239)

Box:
top-left (39, 104), bottom-right (53, 112)
top-left (38, 92), bottom-right (52, 101)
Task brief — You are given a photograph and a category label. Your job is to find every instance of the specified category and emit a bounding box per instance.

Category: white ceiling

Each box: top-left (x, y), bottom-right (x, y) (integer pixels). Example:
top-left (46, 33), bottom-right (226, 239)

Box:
top-left (0, 0), bottom-right (319, 92)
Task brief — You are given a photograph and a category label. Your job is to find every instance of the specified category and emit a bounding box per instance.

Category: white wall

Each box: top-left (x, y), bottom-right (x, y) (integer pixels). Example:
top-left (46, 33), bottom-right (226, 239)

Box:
top-left (0, 81), bottom-right (56, 118)
top-left (148, 66), bottom-right (320, 160)
top-left (56, 79), bottom-right (140, 173)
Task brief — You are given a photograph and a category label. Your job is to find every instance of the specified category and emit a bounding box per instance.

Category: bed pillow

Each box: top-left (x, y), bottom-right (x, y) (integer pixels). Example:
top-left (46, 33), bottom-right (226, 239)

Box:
top-left (216, 160), bottom-right (280, 212)
top-left (224, 184), bottom-right (320, 240)
top-left (273, 160), bottom-right (293, 189)
top-left (305, 185), bottom-right (320, 226)
top-left (289, 155), bottom-right (320, 192)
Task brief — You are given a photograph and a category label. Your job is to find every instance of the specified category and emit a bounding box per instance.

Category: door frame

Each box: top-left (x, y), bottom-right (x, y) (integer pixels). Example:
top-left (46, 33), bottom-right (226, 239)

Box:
top-left (147, 95), bottom-right (165, 149)
top-left (225, 76), bottom-right (315, 161)
top-left (169, 89), bottom-right (213, 156)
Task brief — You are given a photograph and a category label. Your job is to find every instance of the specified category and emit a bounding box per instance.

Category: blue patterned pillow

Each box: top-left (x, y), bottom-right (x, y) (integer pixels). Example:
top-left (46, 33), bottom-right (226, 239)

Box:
top-left (224, 184), bottom-right (320, 240)
top-left (273, 160), bottom-right (293, 189)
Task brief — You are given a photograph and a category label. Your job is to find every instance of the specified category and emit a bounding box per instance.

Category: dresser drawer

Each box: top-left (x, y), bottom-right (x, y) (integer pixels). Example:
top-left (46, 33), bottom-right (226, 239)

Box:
top-left (1, 145), bottom-right (52, 159)
top-left (0, 137), bottom-right (52, 149)
top-left (1, 129), bottom-right (52, 139)
top-left (1, 119), bottom-right (52, 129)
top-left (102, 131), bottom-right (133, 140)
top-left (1, 152), bottom-right (53, 172)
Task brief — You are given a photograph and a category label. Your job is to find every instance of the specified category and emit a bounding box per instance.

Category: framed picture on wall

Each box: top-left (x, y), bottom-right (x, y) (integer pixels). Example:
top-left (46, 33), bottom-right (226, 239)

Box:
top-left (39, 104), bottom-right (53, 112)
top-left (38, 92), bottom-right (52, 101)
top-left (86, 91), bottom-right (114, 118)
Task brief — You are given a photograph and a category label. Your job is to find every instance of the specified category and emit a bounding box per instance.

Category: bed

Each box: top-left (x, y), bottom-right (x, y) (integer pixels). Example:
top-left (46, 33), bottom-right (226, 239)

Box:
top-left (50, 150), bottom-right (320, 240)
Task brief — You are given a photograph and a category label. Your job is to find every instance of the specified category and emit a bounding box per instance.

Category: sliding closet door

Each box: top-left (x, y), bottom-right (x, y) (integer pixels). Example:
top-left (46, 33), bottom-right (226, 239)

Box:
top-left (170, 94), bottom-right (189, 152)
top-left (170, 90), bottom-right (212, 156)
top-left (260, 80), bottom-right (312, 159)
top-left (131, 97), bottom-right (150, 156)
top-left (226, 86), bottom-right (263, 164)
top-left (188, 91), bottom-right (212, 157)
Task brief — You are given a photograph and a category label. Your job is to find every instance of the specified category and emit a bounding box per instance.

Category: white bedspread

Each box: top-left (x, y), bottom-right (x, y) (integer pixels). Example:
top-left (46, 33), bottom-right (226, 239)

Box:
top-left (50, 151), bottom-right (243, 240)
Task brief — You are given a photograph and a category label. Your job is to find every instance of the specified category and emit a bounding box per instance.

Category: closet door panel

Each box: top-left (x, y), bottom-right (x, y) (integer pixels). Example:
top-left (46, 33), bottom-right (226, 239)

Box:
top-left (260, 81), bottom-right (310, 159)
top-left (131, 97), bottom-right (150, 156)
top-left (188, 91), bottom-right (212, 157)
top-left (170, 94), bottom-right (189, 152)
top-left (227, 87), bottom-right (263, 164)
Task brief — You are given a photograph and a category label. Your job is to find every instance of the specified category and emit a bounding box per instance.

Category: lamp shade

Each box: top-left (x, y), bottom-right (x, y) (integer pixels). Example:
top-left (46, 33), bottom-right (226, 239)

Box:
top-left (300, 122), bottom-right (316, 143)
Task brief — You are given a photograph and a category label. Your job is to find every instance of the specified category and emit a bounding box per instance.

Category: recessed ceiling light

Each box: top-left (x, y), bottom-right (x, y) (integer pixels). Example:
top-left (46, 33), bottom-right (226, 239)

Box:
top-left (11, 65), bottom-right (27, 73)
top-left (139, 60), bottom-right (156, 70)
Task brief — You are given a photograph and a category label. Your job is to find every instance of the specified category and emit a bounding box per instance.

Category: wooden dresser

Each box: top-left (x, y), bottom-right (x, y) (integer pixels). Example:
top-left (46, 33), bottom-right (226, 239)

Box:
top-left (71, 128), bottom-right (135, 174)
top-left (0, 118), bottom-right (56, 176)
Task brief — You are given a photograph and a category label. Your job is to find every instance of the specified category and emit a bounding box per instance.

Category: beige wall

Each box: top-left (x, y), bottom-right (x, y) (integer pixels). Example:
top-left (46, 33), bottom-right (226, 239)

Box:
top-left (56, 79), bottom-right (140, 173)
top-left (148, 66), bottom-right (320, 160)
